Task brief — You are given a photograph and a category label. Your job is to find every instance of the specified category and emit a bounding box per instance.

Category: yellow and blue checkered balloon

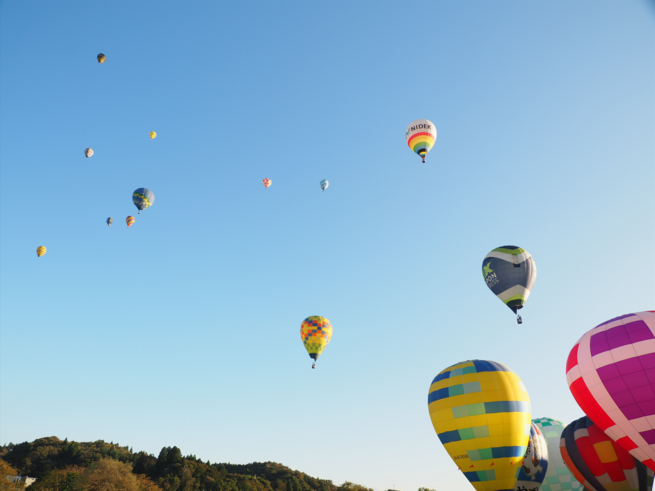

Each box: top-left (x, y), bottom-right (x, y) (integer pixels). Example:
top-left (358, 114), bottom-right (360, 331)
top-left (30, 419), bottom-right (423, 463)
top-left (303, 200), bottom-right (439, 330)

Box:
top-left (428, 360), bottom-right (532, 491)
top-left (300, 316), bottom-right (332, 367)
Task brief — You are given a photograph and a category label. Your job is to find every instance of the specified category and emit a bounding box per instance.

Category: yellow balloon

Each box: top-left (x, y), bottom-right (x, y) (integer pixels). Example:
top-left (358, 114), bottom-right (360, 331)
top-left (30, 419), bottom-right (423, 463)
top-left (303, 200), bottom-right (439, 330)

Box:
top-left (150, 131), bottom-right (157, 140)
top-left (36, 246), bottom-right (46, 257)
top-left (300, 316), bottom-right (332, 368)
top-left (427, 360), bottom-right (531, 490)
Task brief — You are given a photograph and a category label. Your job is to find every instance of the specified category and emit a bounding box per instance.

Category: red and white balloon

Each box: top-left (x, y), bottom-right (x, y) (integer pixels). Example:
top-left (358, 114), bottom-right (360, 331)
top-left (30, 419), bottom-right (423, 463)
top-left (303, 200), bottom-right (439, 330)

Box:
top-left (566, 311), bottom-right (655, 470)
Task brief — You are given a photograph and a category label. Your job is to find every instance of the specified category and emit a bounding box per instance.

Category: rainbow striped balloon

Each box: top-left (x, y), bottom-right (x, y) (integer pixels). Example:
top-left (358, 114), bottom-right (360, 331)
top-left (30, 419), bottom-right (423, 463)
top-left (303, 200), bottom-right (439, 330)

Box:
top-left (300, 316), bottom-right (332, 366)
top-left (428, 360), bottom-right (532, 491)
top-left (405, 119), bottom-right (437, 163)
top-left (263, 178), bottom-right (272, 188)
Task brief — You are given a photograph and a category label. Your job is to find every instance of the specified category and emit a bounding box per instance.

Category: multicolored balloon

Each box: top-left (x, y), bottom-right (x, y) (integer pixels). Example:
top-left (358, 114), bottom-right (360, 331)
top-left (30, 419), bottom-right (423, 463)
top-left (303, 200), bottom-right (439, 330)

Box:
top-left (106, 217), bottom-right (113, 226)
top-left (566, 311), bottom-right (655, 470)
top-left (149, 131), bottom-right (157, 140)
top-left (132, 188), bottom-right (155, 214)
top-left (482, 246), bottom-right (537, 323)
top-left (263, 178), bottom-right (272, 188)
top-left (320, 179), bottom-right (328, 192)
top-left (427, 360), bottom-right (532, 490)
top-left (405, 119), bottom-right (437, 163)
top-left (126, 216), bottom-right (135, 228)
top-left (36, 246), bottom-right (46, 258)
top-left (85, 148), bottom-right (94, 158)
top-left (97, 53), bottom-right (106, 64)
top-left (515, 423), bottom-right (548, 491)
top-left (532, 417), bottom-right (583, 491)
top-left (560, 415), bottom-right (654, 491)
top-left (300, 316), bottom-right (332, 368)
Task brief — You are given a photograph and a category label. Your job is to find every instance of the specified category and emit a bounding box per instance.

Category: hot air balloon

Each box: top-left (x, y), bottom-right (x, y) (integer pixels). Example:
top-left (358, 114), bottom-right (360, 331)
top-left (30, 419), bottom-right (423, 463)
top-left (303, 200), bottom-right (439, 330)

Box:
top-left (532, 418), bottom-right (583, 491)
top-left (150, 131), bottom-right (157, 140)
top-left (132, 188), bottom-right (155, 214)
top-left (427, 360), bottom-right (532, 491)
top-left (263, 178), bottom-right (272, 188)
top-left (405, 119), bottom-right (437, 163)
top-left (320, 179), bottom-right (329, 192)
top-left (126, 216), bottom-right (135, 228)
top-left (106, 217), bottom-right (113, 226)
top-left (482, 246), bottom-right (536, 324)
top-left (560, 415), bottom-right (654, 490)
top-left (36, 246), bottom-right (46, 258)
top-left (515, 423), bottom-right (548, 491)
top-left (97, 53), bottom-right (106, 64)
top-left (300, 316), bottom-right (332, 369)
top-left (566, 311), bottom-right (655, 471)
top-left (85, 148), bottom-right (94, 158)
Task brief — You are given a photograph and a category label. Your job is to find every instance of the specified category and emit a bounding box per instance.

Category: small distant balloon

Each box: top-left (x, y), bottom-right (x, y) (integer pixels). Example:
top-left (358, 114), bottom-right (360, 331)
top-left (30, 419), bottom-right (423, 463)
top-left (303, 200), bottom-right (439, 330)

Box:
top-left (85, 148), bottom-right (94, 158)
top-left (149, 131), bottom-right (157, 140)
top-left (36, 246), bottom-right (46, 257)
top-left (300, 316), bottom-right (332, 368)
top-left (106, 217), bottom-right (113, 226)
top-left (132, 188), bottom-right (155, 214)
top-left (320, 179), bottom-right (329, 192)
top-left (126, 216), bottom-right (135, 228)
top-left (405, 119), bottom-right (437, 163)
top-left (97, 53), bottom-right (106, 64)
top-left (263, 178), bottom-right (272, 188)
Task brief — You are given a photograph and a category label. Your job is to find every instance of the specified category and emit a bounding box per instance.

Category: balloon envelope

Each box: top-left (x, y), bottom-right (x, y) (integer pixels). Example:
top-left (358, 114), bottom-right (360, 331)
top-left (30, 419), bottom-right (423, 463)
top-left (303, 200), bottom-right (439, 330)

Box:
top-left (97, 53), bottom-right (106, 64)
top-left (85, 148), bottom-right (94, 158)
top-left (320, 179), bottom-right (328, 191)
top-left (532, 418), bottom-right (583, 491)
top-left (566, 311), bottom-right (655, 470)
top-left (36, 246), bottom-right (46, 257)
top-left (427, 359), bottom-right (532, 491)
top-left (405, 119), bottom-right (437, 162)
top-left (132, 188), bottom-right (155, 213)
top-left (106, 217), bottom-right (113, 226)
top-left (150, 131), bottom-right (156, 139)
top-left (126, 216), bottom-right (135, 227)
top-left (560, 415), bottom-right (654, 491)
top-left (482, 246), bottom-right (537, 314)
top-left (515, 423), bottom-right (549, 491)
top-left (263, 178), bottom-right (272, 188)
top-left (300, 316), bottom-right (332, 364)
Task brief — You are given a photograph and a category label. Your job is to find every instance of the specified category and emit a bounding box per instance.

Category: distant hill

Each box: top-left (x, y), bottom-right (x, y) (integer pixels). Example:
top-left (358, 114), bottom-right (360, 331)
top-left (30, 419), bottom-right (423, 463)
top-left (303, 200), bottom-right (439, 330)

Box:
top-left (0, 437), bottom-right (379, 491)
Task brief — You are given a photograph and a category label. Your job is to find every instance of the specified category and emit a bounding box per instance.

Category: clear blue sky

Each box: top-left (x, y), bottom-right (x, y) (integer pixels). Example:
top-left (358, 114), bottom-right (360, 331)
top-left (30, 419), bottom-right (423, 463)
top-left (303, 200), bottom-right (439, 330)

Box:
top-left (1, 1), bottom-right (653, 490)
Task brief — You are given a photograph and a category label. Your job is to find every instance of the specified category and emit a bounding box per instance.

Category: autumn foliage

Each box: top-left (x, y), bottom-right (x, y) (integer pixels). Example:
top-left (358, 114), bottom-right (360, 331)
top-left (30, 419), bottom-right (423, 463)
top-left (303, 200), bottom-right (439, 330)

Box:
top-left (0, 438), bottom-right (377, 491)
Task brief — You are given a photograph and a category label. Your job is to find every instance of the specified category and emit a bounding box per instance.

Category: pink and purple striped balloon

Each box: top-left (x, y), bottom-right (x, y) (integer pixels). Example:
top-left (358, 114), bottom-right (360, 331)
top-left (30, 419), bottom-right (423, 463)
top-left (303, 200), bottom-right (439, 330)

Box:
top-left (566, 311), bottom-right (655, 470)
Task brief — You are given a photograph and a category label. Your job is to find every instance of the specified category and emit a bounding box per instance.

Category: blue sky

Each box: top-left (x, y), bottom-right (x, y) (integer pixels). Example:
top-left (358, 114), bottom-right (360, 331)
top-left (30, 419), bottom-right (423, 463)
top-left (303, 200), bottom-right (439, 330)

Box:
top-left (1, 1), bottom-right (653, 490)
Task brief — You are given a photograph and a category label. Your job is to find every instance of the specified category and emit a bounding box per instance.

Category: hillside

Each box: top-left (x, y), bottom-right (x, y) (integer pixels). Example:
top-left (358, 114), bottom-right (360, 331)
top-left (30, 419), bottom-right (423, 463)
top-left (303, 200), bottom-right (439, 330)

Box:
top-left (0, 437), bottom-right (379, 491)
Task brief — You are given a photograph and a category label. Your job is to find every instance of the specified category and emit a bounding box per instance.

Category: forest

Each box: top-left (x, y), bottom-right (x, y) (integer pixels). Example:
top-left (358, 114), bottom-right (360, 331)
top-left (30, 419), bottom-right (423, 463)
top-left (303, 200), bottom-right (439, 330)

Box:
top-left (0, 437), bottom-right (434, 491)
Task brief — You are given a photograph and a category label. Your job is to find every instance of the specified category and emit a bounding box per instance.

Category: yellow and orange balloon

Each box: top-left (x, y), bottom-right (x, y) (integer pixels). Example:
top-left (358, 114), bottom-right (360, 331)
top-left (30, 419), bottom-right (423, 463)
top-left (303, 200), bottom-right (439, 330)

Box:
top-left (126, 216), bottom-right (135, 228)
top-left (300, 316), bottom-right (332, 368)
top-left (36, 246), bottom-right (46, 257)
top-left (149, 131), bottom-right (156, 140)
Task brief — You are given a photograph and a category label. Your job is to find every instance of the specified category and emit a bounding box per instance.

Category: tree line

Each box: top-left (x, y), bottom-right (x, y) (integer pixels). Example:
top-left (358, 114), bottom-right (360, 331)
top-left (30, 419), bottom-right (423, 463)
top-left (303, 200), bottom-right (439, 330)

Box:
top-left (0, 437), bottom-right (435, 491)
